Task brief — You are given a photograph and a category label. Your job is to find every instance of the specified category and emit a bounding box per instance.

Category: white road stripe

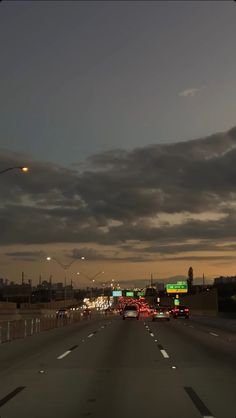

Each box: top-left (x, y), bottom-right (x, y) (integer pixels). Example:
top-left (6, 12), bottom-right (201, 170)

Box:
top-left (203, 416), bottom-right (214, 418)
top-left (189, 325), bottom-right (194, 328)
top-left (88, 333), bottom-right (94, 338)
top-left (57, 350), bottom-right (71, 360)
top-left (210, 332), bottom-right (218, 337)
top-left (150, 333), bottom-right (154, 337)
top-left (160, 349), bottom-right (169, 358)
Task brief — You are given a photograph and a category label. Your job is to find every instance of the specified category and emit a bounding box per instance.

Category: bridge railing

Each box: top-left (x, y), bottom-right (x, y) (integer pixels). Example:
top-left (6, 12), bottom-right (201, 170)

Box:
top-left (0, 311), bottom-right (94, 344)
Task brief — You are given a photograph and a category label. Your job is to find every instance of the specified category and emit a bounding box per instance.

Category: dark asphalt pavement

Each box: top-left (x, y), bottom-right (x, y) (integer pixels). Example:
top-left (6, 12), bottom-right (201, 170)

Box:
top-left (0, 314), bottom-right (235, 418)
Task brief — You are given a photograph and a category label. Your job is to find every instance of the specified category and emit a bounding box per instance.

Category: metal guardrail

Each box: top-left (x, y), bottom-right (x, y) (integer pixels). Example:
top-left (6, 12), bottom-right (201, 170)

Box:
top-left (0, 312), bottom-right (91, 344)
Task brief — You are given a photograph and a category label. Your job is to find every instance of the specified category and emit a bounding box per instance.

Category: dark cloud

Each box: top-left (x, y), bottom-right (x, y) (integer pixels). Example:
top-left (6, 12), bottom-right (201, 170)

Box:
top-left (4, 250), bottom-right (45, 261)
top-left (163, 255), bottom-right (235, 262)
top-left (1, 126), bottom-right (236, 262)
top-left (69, 247), bottom-right (150, 263)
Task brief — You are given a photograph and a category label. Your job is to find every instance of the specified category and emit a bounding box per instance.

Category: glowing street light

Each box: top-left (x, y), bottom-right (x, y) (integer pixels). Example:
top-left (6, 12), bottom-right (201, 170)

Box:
top-left (0, 166), bottom-right (29, 175)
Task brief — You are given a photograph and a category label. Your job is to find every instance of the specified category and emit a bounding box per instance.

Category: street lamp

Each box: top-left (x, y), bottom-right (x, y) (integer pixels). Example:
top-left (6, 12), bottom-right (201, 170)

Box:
top-left (78, 271), bottom-right (104, 300)
top-left (0, 166), bottom-right (29, 175)
top-left (46, 256), bottom-right (85, 306)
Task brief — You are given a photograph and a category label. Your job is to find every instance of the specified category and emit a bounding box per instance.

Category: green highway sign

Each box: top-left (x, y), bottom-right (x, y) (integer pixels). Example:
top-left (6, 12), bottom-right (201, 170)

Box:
top-left (137, 291), bottom-right (145, 297)
top-left (174, 298), bottom-right (180, 306)
top-left (126, 291), bottom-right (134, 297)
top-left (166, 282), bottom-right (188, 293)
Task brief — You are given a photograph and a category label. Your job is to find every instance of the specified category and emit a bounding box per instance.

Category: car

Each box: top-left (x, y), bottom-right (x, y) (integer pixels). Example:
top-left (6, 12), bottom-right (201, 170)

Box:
top-left (172, 306), bottom-right (190, 319)
top-left (123, 304), bottom-right (139, 320)
top-left (82, 308), bottom-right (91, 317)
top-left (56, 308), bottom-right (70, 319)
top-left (148, 306), bottom-right (155, 315)
top-left (152, 306), bottom-right (170, 321)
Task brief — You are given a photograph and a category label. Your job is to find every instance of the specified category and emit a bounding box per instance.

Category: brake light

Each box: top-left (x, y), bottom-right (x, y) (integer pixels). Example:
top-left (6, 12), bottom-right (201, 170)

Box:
top-left (185, 308), bottom-right (189, 312)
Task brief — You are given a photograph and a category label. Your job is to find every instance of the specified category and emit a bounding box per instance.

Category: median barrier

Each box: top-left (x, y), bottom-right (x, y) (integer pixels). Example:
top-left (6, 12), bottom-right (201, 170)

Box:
top-left (0, 302), bottom-right (17, 309)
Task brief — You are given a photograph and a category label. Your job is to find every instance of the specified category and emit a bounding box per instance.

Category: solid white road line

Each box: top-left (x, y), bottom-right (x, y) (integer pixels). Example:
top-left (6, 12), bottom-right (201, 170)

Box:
top-left (209, 332), bottom-right (218, 337)
top-left (160, 349), bottom-right (169, 358)
top-left (88, 333), bottom-right (94, 338)
top-left (203, 416), bottom-right (214, 418)
top-left (57, 350), bottom-right (71, 360)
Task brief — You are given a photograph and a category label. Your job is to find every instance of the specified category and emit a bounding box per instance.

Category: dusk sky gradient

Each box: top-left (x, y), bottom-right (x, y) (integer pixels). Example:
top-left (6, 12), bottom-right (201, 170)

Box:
top-left (0, 1), bottom-right (236, 286)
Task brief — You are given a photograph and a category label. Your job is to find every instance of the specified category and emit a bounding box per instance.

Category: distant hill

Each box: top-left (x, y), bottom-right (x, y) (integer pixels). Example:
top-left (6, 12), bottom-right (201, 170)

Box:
top-left (120, 275), bottom-right (212, 288)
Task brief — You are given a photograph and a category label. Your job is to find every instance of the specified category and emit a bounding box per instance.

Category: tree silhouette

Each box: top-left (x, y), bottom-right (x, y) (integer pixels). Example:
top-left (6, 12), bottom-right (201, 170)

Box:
top-left (187, 266), bottom-right (193, 290)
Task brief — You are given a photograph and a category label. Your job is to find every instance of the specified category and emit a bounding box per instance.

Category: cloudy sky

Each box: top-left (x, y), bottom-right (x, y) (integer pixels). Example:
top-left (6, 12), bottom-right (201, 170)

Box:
top-left (0, 1), bottom-right (236, 286)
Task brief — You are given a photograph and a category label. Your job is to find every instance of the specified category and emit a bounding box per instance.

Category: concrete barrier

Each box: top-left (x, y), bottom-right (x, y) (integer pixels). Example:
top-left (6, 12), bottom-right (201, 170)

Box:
top-left (0, 302), bottom-right (17, 309)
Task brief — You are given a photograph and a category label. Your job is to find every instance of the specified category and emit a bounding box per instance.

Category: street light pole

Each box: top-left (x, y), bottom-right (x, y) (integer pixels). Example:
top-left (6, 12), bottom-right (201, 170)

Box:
top-left (46, 256), bottom-right (85, 307)
top-left (78, 271), bottom-right (104, 300)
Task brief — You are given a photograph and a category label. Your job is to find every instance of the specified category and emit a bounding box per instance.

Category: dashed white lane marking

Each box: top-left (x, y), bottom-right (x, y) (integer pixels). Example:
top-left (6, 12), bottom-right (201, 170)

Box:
top-left (209, 332), bottom-right (218, 337)
top-left (155, 339), bottom-right (158, 342)
top-left (189, 325), bottom-right (194, 328)
top-left (160, 349), bottom-right (169, 358)
top-left (150, 333), bottom-right (154, 337)
top-left (88, 333), bottom-right (94, 338)
top-left (203, 416), bottom-right (214, 418)
top-left (57, 350), bottom-right (71, 360)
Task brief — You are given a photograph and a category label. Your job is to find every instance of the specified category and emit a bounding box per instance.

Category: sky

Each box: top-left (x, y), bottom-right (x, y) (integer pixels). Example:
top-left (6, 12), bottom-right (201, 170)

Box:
top-left (0, 1), bottom-right (236, 287)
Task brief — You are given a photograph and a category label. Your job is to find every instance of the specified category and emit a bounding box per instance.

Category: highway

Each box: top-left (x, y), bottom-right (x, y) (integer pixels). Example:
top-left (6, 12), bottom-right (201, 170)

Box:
top-left (0, 314), bottom-right (235, 418)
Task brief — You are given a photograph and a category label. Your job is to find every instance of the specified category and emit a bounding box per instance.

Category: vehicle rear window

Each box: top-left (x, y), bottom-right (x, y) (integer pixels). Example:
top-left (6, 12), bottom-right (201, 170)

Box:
top-left (124, 305), bottom-right (137, 310)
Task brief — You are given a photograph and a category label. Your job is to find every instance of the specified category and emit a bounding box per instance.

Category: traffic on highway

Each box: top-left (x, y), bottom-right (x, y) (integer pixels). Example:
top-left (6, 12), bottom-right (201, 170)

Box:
top-left (1, 2), bottom-right (236, 418)
top-left (0, 296), bottom-right (235, 418)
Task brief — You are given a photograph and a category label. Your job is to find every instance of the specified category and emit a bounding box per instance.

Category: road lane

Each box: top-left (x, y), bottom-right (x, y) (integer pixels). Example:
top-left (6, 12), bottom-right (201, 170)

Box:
top-left (0, 315), bottom-right (235, 418)
top-left (148, 317), bottom-right (236, 418)
top-left (0, 315), bottom-right (105, 375)
top-left (190, 315), bottom-right (236, 333)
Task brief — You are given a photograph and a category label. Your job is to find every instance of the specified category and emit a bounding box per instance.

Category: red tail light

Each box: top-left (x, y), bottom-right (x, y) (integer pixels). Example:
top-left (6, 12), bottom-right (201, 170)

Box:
top-left (185, 308), bottom-right (189, 312)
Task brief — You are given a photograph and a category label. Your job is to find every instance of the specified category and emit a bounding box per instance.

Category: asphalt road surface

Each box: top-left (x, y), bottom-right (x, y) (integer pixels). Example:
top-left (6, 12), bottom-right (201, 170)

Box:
top-left (0, 314), bottom-right (235, 418)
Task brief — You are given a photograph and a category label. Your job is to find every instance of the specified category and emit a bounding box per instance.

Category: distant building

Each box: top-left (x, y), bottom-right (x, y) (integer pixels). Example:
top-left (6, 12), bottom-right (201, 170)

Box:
top-left (214, 276), bottom-right (236, 285)
top-left (2, 283), bottom-right (31, 302)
